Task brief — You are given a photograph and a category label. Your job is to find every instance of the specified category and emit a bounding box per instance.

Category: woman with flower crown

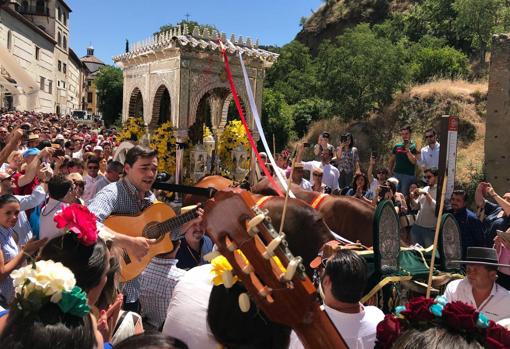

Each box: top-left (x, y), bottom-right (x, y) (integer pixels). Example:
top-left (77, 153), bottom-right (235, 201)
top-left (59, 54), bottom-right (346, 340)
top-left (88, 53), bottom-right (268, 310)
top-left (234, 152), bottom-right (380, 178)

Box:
top-left (0, 195), bottom-right (47, 305)
top-left (0, 260), bottom-right (105, 349)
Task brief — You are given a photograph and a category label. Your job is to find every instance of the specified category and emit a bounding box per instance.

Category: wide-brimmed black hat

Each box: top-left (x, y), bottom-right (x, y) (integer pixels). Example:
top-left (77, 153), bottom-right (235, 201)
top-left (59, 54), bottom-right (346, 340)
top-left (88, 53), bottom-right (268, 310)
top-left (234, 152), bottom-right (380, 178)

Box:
top-left (452, 247), bottom-right (510, 268)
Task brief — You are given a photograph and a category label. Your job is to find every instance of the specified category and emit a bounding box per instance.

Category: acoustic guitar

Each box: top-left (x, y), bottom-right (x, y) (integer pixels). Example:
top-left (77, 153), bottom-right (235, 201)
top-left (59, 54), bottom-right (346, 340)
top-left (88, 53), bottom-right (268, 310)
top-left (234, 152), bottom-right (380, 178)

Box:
top-left (104, 202), bottom-right (199, 282)
top-left (204, 190), bottom-right (348, 349)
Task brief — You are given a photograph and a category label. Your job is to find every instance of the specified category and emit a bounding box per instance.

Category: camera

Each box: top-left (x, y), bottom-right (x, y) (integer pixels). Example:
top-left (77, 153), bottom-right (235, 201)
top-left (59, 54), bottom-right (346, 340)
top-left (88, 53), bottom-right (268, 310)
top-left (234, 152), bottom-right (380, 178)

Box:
top-left (303, 142), bottom-right (311, 148)
top-left (340, 135), bottom-right (347, 143)
top-left (379, 185), bottom-right (390, 199)
top-left (371, 150), bottom-right (378, 158)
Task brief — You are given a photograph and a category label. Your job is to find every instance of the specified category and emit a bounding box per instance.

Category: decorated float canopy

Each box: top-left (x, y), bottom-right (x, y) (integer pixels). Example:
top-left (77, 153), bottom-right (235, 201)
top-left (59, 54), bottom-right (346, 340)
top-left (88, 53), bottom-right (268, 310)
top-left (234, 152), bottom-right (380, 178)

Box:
top-left (113, 24), bottom-right (278, 183)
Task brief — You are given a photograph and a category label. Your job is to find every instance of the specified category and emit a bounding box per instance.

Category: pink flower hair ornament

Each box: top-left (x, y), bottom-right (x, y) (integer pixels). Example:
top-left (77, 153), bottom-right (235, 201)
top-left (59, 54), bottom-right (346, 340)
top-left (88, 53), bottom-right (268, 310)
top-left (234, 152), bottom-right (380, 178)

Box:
top-left (54, 204), bottom-right (99, 246)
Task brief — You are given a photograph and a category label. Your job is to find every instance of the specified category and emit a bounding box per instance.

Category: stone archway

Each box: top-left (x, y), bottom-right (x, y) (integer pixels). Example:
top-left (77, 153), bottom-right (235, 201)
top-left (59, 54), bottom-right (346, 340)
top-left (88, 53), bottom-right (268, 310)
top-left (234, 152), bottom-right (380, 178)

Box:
top-left (150, 85), bottom-right (171, 129)
top-left (128, 87), bottom-right (144, 118)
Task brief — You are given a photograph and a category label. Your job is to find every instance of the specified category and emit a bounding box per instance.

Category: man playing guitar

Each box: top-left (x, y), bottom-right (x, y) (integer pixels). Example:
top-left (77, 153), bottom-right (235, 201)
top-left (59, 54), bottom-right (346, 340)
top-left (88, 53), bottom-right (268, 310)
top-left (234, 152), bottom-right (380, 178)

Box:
top-left (88, 145), bottom-right (203, 312)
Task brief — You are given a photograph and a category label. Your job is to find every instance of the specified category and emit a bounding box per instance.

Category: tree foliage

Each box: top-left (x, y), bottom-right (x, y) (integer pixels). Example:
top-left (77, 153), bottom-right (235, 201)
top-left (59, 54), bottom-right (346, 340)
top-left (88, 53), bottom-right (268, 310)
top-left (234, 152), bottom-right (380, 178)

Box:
top-left (95, 66), bottom-right (123, 127)
top-left (156, 20), bottom-right (218, 36)
top-left (261, 89), bottom-right (295, 150)
top-left (316, 24), bottom-right (409, 120)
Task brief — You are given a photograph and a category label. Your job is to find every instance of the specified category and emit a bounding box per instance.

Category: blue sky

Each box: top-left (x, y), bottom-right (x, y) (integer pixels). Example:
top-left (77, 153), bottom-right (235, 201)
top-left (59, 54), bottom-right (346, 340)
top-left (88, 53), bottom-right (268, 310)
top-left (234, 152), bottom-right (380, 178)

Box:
top-left (66, 0), bottom-right (323, 64)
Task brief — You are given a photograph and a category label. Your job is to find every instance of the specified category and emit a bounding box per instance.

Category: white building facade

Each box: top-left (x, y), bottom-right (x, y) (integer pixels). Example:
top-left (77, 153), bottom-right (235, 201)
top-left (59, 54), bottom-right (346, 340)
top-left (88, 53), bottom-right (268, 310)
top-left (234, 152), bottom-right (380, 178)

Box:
top-left (0, 0), bottom-right (86, 114)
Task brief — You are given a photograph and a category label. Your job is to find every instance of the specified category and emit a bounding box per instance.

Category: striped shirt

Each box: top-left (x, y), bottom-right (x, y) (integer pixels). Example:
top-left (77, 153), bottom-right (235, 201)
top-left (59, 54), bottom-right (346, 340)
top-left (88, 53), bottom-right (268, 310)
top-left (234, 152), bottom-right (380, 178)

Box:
top-left (0, 226), bottom-right (19, 303)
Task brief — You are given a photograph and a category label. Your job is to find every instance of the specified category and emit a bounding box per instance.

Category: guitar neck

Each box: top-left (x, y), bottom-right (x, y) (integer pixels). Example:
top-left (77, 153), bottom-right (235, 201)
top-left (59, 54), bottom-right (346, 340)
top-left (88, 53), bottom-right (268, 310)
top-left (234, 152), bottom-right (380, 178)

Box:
top-left (293, 305), bottom-right (348, 349)
top-left (159, 209), bottom-right (199, 239)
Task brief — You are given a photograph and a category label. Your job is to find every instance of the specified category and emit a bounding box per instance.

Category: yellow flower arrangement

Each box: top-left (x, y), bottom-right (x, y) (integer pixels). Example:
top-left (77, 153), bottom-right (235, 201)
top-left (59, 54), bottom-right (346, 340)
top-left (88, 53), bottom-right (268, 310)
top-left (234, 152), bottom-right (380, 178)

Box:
top-left (210, 249), bottom-right (286, 287)
top-left (150, 121), bottom-right (177, 175)
top-left (217, 120), bottom-right (250, 178)
top-left (118, 116), bottom-right (145, 142)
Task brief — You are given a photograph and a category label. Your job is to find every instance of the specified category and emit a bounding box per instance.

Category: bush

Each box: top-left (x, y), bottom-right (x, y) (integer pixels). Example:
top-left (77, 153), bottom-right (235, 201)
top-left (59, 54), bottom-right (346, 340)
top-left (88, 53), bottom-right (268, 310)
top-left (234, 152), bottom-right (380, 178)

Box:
top-left (409, 41), bottom-right (470, 83)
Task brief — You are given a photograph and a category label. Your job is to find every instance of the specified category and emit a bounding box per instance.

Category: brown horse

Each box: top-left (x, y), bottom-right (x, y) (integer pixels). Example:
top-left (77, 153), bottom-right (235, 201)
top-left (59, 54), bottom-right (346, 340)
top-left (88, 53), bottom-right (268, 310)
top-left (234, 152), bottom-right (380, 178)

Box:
top-left (251, 177), bottom-right (375, 246)
top-left (206, 189), bottom-right (335, 278)
top-left (183, 175), bottom-right (234, 206)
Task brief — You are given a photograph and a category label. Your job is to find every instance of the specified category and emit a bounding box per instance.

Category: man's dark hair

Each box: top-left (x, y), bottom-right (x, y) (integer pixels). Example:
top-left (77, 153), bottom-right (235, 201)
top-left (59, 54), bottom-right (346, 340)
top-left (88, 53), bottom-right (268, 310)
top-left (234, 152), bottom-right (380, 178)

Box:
top-left (400, 125), bottom-right (412, 133)
top-left (125, 145), bottom-right (157, 167)
top-left (452, 189), bottom-right (467, 202)
top-left (106, 160), bottom-right (123, 173)
top-left (424, 168), bottom-right (439, 177)
top-left (324, 249), bottom-right (368, 303)
top-left (425, 128), bottom-right (437, 136)
top-left (67, 158), bottom-right (83, 169)
top-left (86, 157), bottom-right (100, 166)
top-left (47, 174), bottom-right (73, 200)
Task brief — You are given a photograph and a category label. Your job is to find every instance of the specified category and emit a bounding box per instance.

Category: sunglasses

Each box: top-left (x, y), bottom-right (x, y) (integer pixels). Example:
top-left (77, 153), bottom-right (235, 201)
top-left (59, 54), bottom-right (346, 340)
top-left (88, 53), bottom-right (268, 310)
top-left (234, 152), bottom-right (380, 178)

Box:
top-left (425, 175), bottom-right (434, 179)
top-left (88, 166), bottom-right (99, 170)
top-left (313, 173), bottom-right (323, 177)
top-left (74, 181), bottom-right (85, 188)
top-left (425, 135), bottom-right (435, 139)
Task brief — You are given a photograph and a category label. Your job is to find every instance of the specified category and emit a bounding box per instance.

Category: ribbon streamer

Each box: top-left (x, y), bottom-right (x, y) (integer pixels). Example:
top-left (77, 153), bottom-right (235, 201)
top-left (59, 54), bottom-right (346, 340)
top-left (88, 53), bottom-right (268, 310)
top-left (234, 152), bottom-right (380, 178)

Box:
top-left (238, 52), bottom-right (294, 198)
top-left (219, 42), bottom-right (284, 196)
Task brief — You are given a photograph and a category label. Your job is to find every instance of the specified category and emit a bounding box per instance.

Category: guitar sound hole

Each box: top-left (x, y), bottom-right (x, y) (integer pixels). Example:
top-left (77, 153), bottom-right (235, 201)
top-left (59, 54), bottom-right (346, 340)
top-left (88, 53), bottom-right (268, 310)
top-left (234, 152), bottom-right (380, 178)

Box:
top-left (144, 222), bottom-right (163, 242)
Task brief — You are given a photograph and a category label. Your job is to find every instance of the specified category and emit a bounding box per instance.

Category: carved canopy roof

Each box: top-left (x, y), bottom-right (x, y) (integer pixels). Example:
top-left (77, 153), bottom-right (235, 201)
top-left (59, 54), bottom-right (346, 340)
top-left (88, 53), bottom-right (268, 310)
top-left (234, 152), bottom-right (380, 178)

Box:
top-left (113, 25), bottom-right (279, 64)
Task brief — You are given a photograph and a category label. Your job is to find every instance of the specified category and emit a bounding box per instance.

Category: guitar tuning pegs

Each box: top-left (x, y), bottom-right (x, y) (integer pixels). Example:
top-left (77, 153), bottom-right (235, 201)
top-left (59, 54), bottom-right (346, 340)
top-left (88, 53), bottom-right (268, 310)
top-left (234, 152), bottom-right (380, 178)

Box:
top-left (258, 286), bottom-right (271, 298)
top-left (263, 233), bottom-right (285, 259)
top-left (203, 250), bottom-right (221, 262)
top-left (239, 292), bottom-right (251, 313)
top-left (283, 257), bottom-right (302, 282)
top-left (242, 264), bottom-right (254, 274)
top-left (246, 214), bottom-right (265, 236)
top-left (227, 240), bottom-right (238, 252)
top-left (222, 270), bottom-right (235, 288)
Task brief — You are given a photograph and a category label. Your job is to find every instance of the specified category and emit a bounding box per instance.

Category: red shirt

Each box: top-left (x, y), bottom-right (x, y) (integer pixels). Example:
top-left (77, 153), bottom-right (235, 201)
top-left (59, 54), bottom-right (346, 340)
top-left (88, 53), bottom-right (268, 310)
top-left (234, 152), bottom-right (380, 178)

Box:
top-left (12, 171), bottom-right (39, 195)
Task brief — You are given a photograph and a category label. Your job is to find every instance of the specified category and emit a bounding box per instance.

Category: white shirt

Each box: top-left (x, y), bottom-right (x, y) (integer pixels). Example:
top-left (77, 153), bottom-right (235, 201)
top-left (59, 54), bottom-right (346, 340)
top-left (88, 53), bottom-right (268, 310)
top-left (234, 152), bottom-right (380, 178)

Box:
top-left (39, 198), bottom-right (68, 241)
top-left (298, 178), bottom-right (312, 191)
top-left (419, 142), bottom-right (440, 172)
top-left (302, 161), bottom-right (340, 191)
top-left (444, 278), bottom-right (510, 322)
top-left (414, 185), bottom-right (437, 228)
top-left (289, 304), bottom-right (385, 349)
top-left (162, 264), bottom-right (218, 349)
top-left (83, 174), bottom-right (104, 203)
top-left (14, 185), bottom-right (46, 245)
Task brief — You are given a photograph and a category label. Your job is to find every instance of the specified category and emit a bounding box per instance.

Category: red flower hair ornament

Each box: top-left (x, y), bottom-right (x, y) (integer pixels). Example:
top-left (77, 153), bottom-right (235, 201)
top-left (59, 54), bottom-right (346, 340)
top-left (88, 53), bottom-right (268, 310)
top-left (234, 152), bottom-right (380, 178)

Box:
top-left (54, 204), bottom-right (98, 246)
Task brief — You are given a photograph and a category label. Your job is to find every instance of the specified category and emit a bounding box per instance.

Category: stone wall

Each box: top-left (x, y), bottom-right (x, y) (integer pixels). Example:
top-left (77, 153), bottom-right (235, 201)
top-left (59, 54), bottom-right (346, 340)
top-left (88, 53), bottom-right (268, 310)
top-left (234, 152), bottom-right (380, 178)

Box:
top-left (485, 33), bottom-right (510, 192)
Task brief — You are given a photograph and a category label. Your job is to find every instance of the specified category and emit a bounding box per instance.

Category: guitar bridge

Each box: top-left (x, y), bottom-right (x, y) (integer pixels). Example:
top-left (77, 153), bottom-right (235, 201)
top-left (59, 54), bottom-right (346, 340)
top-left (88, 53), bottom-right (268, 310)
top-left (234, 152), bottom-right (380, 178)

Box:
top-left (122, 248), bottom-right (132, 265)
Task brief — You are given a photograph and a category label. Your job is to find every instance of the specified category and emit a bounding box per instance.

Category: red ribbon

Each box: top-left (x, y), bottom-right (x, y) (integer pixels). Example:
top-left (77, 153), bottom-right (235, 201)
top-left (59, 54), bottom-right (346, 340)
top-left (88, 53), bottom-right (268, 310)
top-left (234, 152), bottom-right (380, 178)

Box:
top-left (219, 43), bottom-right (283, 197)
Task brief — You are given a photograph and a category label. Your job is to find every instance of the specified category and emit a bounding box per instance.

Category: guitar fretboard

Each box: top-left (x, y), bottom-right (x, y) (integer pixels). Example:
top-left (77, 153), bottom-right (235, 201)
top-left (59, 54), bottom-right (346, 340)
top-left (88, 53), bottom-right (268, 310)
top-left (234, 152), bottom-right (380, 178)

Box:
top-left (159, 209), bottom-right (199, 238)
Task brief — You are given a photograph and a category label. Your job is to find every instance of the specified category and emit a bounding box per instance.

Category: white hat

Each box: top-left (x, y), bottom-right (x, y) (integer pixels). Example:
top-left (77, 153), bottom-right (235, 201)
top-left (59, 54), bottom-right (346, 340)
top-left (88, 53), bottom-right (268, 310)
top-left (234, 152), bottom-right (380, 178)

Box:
top-left (55, 134), bottom-right (65, 140)
top-left (93, 145), bottom-right (103, 152)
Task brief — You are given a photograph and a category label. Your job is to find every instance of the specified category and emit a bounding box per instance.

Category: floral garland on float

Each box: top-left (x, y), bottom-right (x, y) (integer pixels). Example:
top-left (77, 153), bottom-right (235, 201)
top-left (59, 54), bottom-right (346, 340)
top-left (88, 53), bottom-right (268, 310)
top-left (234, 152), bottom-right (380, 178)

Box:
top-left (150, 121), bottom-right (177, 176)
top-left (118, 116), bottom-right (145, 142)
top-left (217, 120), bottom-right (250, 179)
top-left (376, 296), bottom-right (510, 349)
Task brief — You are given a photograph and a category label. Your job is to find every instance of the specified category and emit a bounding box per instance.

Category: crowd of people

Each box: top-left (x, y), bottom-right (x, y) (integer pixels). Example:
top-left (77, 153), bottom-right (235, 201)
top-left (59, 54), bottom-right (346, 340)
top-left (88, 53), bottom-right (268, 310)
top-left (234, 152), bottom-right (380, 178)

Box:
top-left (0, 111), bottom-right (508, 348)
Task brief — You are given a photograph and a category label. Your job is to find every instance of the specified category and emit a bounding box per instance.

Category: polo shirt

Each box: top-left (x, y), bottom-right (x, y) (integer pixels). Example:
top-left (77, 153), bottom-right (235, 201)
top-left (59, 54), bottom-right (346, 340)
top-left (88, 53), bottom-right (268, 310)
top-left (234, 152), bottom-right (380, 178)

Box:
top-left (289, 304), bottom-right (385, 349)
top-left (302, 160), bottom-right (340, 191)
top-left (392, 142), bottom-right (417, 176)
top-left (444, 278), bottom-right (510, 322)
